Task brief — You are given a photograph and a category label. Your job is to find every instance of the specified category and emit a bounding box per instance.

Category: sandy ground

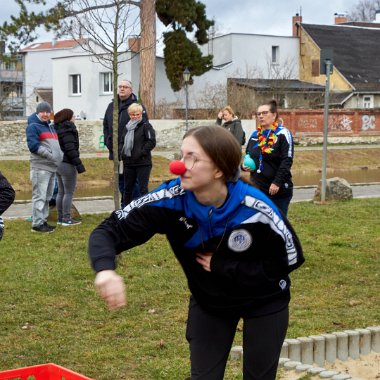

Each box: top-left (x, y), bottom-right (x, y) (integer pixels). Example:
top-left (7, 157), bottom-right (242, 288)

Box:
top-left (279, 352), bottom-right (380, 379)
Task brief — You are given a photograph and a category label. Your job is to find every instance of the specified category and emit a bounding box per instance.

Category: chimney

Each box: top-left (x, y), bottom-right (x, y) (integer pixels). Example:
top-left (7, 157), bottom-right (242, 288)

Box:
top-left (128, 37), bottom-right (141, 53)
top-left (334, 12), bottom-right (348, 24)
top-left (292, 13), bottom-right (302, 36)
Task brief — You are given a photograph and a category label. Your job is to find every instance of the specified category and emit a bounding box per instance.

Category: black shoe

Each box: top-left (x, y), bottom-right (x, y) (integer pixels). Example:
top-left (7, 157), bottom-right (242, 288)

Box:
top-left (44, 222), bottom-right (56, 230)
top-left (31, 224), bottom-right (55, 233)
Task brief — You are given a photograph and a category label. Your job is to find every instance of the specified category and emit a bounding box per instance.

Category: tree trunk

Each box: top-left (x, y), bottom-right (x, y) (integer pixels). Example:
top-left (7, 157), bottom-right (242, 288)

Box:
top-left (139, 0), bottom-right (156, 118)
top-left (112, 12), bottom-right (120, 209)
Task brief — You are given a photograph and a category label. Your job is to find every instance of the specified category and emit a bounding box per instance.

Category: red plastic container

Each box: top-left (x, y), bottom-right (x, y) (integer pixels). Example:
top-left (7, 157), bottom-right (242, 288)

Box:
top-left (0, 363), bottom-right (93, 380)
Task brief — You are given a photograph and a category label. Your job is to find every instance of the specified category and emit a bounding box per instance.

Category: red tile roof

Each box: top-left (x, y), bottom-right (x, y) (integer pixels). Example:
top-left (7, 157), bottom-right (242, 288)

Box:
top-left (20, 39), bottom-right (86, 52)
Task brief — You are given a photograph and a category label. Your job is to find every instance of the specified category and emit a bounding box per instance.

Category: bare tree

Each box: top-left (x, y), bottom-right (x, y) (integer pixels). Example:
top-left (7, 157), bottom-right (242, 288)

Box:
top-left (61, 0), bottom-right (141, 208)
top-left (195, 82), bottom-right (227, 118)
top-left (348, 0), bottom-right (380, 21)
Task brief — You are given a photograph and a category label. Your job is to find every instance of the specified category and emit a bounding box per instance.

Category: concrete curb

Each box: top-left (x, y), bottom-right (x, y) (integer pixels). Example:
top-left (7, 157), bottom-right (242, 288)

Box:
top-left (230, 326), bottom-right (380, 379)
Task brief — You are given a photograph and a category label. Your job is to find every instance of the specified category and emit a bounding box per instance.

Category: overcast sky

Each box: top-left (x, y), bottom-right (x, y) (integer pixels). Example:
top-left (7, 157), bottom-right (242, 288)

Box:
top-left (1, 0), bottom-right (360, 43)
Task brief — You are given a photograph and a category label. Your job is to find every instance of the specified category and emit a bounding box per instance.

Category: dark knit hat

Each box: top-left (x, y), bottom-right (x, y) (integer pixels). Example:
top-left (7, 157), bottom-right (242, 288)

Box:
top-left (54, 108), bottom-right (74, 124)
top-left (36, 101), bottom-right (52, 114)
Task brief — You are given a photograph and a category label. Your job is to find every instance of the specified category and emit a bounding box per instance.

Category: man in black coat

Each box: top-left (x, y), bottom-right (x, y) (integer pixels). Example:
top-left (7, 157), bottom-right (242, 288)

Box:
top-left (103, 79), bottom-right (148, 207)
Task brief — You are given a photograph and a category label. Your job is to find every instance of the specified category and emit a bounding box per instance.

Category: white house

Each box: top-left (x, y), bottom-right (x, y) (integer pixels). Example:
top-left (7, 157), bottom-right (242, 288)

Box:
top-left (186, 33), bottom-right (299, 112)
top-left (20, 39), bottom-right (86, 116)
top-left (52, 51), bottom-right (179, 120)
top-left (21, 33), bottom-right (299, 120)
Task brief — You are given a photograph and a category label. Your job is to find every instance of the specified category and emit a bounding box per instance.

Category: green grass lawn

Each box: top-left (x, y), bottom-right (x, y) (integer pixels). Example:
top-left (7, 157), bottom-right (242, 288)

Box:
top-left (0, 199), bottom-right (379, 379)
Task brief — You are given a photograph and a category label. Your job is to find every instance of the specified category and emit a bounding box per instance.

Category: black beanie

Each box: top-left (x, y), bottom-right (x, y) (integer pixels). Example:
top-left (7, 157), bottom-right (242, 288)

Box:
top-left (54, 108), bottom-right (74, 124)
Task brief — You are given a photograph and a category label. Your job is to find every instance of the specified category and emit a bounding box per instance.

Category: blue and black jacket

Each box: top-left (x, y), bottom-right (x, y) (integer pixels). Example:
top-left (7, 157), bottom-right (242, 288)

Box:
top-left (246, 124), bottom-right (294, 199)
top-left (88, 178), bottom-right (304, 318)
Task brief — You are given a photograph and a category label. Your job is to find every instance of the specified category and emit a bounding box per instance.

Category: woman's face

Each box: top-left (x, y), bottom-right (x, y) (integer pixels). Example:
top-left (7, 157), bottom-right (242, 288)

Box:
top-left (222, 110), bottom-right (233, 122)
top-left (179, 136), bottom-right (222, 192)
top-left (129, 110), bottom-right (142, 121)
top-left (256, 105), bottom-right (276, 128)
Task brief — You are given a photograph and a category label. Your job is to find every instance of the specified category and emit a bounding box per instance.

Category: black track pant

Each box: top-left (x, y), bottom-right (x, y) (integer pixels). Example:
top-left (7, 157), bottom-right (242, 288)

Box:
top-left (186, 297), bottom-right (289, 380)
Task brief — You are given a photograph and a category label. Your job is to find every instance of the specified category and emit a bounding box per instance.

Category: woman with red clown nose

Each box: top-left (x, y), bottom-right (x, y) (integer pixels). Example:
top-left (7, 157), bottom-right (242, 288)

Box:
top-left (89, 125), bottom-right (304, 380)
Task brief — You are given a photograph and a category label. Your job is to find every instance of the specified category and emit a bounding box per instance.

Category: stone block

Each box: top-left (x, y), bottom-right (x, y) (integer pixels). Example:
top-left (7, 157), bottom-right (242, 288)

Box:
top-left (355, 328), bottom-right (371, 355)
top-left (310, 335), bottom-right (325, 367)
top-left (367, 326), bottom-right (380, 352)
top-left (286, 338), bottom-right (301, 362)
top-left (344, 329), bottom-right (360, 359)
top-left (314, 177), bottom-right (353, 201)
top-left (230, 345), bottom-right (242, 360)
top-left (334, 332), bottom-right (349, 361)
top-left (298, 336), bottom-right (314, 364)
top-left (322, 333), bottom-right (337, 363)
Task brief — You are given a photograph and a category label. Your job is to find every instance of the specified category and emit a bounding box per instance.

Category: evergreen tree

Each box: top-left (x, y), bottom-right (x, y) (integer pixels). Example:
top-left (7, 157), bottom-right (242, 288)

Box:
top-left (156, 0), bottom-right (214, 91)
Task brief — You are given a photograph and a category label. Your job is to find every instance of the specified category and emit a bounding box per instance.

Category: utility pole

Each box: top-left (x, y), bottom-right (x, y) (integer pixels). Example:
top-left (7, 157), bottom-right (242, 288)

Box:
top-left (320, 49), bottom-right (333, 203)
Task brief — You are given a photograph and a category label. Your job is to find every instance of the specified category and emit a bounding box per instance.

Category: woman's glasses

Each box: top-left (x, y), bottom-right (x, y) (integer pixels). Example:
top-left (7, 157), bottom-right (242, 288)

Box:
top-left (181, 155), bottom-right (211, 170)
top-left (256, 111), bottom-right (270, 117)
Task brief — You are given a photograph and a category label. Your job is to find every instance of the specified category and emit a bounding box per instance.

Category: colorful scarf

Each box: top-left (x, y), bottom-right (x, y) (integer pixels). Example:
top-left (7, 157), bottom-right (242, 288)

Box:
top-left (255, 122), bottom-right (280, 173)
top-left (256, 122), bottom-right (279, 154)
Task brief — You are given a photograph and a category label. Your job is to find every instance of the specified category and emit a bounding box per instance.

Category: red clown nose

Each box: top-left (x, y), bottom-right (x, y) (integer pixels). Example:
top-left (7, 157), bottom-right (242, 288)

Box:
top-left (169, 160), bottom-right (186, 175)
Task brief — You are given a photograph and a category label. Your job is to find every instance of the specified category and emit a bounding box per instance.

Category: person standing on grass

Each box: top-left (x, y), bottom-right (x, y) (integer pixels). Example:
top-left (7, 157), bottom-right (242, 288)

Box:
top-left (26, 101), bottom-right (63, 233)
top-left (120, 103), bottom-right (156, 206)
top-left (103, 79), bottom-right (148, 207)
top-left (54, 108), bottom-right (86, 226)
top-left (88, 125), bottom-right (304, 380)
top-left (242, 100), bottom-right (294, 216)
top-left (0, 171), bottom-right (16, 241)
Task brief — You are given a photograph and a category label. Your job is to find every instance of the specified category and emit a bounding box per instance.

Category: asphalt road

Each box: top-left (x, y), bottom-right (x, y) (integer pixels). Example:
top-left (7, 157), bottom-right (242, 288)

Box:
top-left (3, 183), bottom-right (380, 220)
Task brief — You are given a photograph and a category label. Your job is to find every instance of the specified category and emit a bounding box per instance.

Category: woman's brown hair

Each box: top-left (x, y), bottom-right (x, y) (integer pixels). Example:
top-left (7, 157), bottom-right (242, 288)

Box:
top-left (262, 99), bottom-right (278, 121)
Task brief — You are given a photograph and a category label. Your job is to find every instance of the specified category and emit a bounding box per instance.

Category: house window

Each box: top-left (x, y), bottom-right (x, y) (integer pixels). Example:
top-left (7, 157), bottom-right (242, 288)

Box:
top-left (100, 72), bottom-right (113, 94)
top-left (363, 95), bottom-right (373, 108)
top-left (70, 74), bottom-right (81, 95)
top-left (16, 84), bottom-right (23, 97)
top-left (272, 46), bottom-right (279, 64)
top-left (312, 59), bottom-right (320, 77)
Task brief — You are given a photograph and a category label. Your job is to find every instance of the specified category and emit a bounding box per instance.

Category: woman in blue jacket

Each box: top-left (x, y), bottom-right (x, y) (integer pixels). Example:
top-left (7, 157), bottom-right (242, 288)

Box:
top-left (88, 125), bottom-right (304, 380)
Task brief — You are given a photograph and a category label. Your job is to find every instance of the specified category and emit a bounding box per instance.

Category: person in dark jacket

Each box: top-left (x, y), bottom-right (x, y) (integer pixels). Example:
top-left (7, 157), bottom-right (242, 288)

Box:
top-left (0, 171), bottom-right (16, 241)
top-left (26, 101), bottom-right (63, 233)
top-left (103, 79), bottom-right (148, 206)
top-left (88, 125), bottom-right (304, 380)
top-left (120, 103), bottom-right (156, 206)
top-left (54, 108), bottom-right (86, 226)
top-left (216, 105), bottom-right (245, 145)
top-left (243, 100), bottom-right (294, 216)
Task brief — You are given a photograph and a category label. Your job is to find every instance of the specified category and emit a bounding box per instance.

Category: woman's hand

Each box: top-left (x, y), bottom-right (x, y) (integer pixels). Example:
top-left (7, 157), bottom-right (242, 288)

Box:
top-left (196, 252), bottom-right (213, 272)
top-left (241, 165), bottom-right (251, 172)
top-left (95, 270), bottom-right (126, 310)
top-left (269, 183), bottom-right (280, 196)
